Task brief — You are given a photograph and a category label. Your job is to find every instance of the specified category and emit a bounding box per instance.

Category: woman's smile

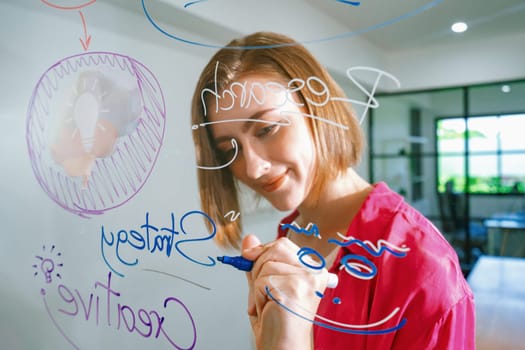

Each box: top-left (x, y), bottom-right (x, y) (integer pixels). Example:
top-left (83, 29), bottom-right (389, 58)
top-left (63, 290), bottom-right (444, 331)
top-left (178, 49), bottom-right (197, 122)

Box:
top-left (261, 170), bottom-right (288, 193)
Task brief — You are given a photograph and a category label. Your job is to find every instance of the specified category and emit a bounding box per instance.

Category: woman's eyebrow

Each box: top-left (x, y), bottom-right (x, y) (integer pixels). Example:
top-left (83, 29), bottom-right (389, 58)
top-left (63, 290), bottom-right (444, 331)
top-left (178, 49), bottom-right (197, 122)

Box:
top-left (241, 108), bottom-right (276, 132)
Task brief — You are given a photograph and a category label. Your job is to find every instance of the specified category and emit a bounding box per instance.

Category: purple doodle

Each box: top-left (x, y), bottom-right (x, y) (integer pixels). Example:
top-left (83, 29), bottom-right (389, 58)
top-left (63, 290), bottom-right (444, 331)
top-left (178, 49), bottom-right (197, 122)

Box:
top-left (26, 52), bottom-right (166, 217)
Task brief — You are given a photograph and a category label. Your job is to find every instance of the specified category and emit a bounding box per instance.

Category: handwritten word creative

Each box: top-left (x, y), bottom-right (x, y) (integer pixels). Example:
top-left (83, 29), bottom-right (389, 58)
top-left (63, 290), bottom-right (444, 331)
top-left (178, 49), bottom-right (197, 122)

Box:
top-left (40, 272), bottom-right (196, 350)
top-left (101, 211), bottom-right (216, 277)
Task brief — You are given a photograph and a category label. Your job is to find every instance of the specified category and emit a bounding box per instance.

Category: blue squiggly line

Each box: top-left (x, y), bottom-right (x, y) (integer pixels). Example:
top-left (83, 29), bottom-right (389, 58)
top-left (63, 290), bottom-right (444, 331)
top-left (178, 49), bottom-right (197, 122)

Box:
top-left (337, 0), bottom-right (361, 5)
top-left (185, 0), bottom-right (359, 10)
top-left (141, 0), bottom-right (444, 50)
top-left (297, 247), bottom-right (326, 270)
top-left (281, 223), bottom-right (321, 238)
top-left (328, 238), bottom-right (407, 258)
top-left (184, 0), bottom-right (207, 8)
top-left (340, 254), bottom-right (377, 279)
top-left (266, 286), bottom-right (406, 335)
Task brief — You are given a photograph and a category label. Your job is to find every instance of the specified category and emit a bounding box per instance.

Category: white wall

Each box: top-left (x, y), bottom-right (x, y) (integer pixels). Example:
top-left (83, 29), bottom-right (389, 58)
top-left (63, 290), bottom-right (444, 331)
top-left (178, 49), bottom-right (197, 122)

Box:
top-left (1, 2), bottom-right (254, 349)
top-left (386, 31), bottom-right (525, 92)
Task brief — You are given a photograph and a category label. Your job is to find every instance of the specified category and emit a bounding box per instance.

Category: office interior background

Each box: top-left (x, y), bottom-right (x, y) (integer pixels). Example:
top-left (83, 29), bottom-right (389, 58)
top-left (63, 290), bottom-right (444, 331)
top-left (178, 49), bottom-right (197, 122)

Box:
top-left (232, 0), bottom-right (525, 274)
top-left (1, 1), bottom-right (524, 349)
top-left (231, 3), bottom-right (525, 347)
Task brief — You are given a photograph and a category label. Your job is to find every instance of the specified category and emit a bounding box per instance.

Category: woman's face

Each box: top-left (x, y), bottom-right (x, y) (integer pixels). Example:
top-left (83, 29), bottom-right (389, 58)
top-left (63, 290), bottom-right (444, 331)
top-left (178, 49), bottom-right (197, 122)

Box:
top-left (207, 75), bottom-right (316, 211)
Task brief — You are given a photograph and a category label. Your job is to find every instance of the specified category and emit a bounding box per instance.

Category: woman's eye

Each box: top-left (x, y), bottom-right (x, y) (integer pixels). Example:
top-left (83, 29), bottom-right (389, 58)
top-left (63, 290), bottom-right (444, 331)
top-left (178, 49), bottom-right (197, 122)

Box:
top-left (256, 123), bottom-right (278, 137)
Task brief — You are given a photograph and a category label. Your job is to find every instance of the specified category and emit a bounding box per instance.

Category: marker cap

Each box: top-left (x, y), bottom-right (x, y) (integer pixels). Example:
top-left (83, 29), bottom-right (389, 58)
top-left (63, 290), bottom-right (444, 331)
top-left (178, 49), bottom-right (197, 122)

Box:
top-left (327, 272), bottom-right (339, 289)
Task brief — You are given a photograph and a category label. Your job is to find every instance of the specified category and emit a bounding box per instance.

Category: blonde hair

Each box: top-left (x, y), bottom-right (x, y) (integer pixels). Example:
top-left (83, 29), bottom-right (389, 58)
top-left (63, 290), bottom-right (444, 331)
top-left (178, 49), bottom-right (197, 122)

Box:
top-left (191, 32), bottom-right (364, 249)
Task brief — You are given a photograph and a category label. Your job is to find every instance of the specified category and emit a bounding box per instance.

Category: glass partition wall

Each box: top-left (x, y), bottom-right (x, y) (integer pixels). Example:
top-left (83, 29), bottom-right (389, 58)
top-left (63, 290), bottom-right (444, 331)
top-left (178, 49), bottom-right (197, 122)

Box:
top-left (369, 79), bottom-right (525, 275)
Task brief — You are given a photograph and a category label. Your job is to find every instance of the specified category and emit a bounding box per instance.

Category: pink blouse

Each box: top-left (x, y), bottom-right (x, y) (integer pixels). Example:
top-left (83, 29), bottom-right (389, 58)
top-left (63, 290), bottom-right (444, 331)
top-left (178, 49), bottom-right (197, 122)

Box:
top-left (277, 182), bottom-right (475, 349)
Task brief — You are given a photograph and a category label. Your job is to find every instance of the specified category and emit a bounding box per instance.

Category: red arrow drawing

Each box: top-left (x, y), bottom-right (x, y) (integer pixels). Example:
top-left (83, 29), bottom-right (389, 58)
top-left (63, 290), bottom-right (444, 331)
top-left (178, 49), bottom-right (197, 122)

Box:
top-left (79, 10), bottom-right (92, 51)
top-left (41, 0), bottom-right (96, 10)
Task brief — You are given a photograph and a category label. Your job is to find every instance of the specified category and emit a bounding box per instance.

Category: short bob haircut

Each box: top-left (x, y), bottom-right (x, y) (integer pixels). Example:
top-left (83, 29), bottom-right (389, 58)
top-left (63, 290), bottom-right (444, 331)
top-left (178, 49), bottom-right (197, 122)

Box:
top-left (191, 32), bottom-right (364, 249)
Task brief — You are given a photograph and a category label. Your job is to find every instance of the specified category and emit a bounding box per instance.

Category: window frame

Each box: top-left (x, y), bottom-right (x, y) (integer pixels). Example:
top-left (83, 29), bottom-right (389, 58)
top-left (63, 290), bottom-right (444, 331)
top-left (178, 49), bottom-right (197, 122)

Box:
top-left (435, 112), bottom-right (525, 195)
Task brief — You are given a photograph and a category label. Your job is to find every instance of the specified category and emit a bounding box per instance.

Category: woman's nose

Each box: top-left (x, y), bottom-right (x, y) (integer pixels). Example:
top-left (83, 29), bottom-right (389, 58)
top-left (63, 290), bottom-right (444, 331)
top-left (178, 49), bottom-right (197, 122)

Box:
top-left (243, 145), bottom-right (271, 180)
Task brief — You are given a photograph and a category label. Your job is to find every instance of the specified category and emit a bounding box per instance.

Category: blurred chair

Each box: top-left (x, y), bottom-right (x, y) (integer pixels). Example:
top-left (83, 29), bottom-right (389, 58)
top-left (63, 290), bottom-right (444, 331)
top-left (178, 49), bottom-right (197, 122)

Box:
top-left (438, 185), bottom-right (488, 262)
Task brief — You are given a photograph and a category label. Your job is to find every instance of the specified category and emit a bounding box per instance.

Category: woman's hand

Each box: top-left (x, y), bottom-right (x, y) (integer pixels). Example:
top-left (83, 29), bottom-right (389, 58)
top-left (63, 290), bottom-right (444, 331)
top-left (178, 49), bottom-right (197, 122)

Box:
top-left (241, 234), bottom-right (329, 350)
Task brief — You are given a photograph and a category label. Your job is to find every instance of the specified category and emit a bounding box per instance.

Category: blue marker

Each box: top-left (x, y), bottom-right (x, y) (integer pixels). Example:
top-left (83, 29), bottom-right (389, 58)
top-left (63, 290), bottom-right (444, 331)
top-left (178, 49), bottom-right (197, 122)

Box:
top-left (217, 255), bottom-right (254, 271)
top-left (217, 255), bottom-right (339, 288)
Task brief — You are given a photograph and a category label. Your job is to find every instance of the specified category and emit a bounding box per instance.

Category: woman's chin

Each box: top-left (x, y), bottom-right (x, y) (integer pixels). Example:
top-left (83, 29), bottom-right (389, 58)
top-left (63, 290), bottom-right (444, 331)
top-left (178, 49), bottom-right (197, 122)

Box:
top-left (267, 197), bottom-right (301, 212)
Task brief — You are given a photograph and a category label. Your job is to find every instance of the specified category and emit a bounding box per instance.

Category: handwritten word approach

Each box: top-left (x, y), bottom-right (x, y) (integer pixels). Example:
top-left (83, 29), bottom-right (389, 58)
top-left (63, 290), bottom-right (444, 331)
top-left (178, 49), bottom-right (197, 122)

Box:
top-left (101, 211), bottom-right (216, 277)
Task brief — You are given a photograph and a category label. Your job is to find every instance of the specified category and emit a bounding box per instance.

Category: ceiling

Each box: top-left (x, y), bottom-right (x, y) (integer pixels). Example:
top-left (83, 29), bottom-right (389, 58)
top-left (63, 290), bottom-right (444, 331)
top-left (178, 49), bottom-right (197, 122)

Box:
top-left (306, 0), bottom-right (525, 52)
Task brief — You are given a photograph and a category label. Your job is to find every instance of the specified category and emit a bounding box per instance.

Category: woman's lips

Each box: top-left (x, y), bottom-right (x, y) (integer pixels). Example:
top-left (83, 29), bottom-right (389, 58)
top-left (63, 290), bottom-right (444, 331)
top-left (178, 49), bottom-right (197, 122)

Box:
top-left (262, 172), bottom-right (287, 193)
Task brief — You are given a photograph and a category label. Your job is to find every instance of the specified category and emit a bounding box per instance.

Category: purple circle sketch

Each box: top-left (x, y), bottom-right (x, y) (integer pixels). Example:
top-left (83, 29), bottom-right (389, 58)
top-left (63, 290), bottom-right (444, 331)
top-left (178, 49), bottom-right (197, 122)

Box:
top-left (26, 52), bottom-right (166, 217)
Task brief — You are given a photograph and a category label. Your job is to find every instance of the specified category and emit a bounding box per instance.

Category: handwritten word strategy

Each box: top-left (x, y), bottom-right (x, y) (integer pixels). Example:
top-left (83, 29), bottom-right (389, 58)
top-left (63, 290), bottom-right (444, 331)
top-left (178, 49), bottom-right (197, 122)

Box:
top-left (101, 210), bottom-right (216, 278)
top-left (39, 272), bottom-right (196, 350)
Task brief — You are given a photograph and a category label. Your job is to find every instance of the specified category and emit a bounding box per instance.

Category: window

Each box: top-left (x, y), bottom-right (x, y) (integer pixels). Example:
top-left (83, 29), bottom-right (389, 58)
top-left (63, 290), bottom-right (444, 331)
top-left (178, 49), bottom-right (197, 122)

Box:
top-left (437, 113), bottom-right (525, 194)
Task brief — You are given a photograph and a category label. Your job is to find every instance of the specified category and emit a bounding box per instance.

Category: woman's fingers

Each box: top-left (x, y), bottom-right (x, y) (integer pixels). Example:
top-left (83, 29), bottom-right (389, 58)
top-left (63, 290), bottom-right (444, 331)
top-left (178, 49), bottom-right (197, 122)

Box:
top-left (242, 234), bottom-right (262, 316)
top-left (241, 234), bottom-right (326, 349)
top-left (244, 237), bottom-right (306, 278)
top-left (241, 234), bottom-right (328, 326)
top-left (253, 260), bottom-right (329, 319)
top-left (242, 233), bottom-right (263, 253)
top-left (242, 236), bottom-right (298, 263)
top-left (241, 234), bottom-right (266, 262)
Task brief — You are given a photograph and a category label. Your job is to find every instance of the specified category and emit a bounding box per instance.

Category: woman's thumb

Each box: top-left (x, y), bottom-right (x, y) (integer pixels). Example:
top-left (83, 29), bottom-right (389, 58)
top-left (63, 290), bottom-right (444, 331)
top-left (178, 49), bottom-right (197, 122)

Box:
top-left (241, 234), bottom-right (263, 260)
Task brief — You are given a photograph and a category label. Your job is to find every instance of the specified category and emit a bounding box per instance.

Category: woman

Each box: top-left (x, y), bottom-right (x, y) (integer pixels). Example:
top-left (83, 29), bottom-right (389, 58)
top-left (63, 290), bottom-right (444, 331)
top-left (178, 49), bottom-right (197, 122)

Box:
top-left (191, 32), bottom-right (475, 349)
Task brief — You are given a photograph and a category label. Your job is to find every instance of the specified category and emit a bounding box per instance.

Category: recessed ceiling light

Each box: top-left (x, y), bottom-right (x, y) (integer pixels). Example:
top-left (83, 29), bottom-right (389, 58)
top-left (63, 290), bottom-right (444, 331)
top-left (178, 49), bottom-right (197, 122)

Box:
top-left (451, 22), bottom-right (468, 33)
top-left (501, 85), bottom-right (511, 93)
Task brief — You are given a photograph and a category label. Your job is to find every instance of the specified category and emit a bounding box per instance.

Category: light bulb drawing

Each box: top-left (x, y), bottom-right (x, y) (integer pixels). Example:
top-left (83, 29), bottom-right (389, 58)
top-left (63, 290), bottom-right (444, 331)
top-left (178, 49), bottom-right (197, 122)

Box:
top-left (33, 244), bottom-right (63, 285)
top-left (73, 90), bottom-right (100, 153)
top-left (51, 70), bottom-right (118, 189)
top-left (27, 52), bottom-right (166, 218)
top-left (40, 258), bottom-right (55, 284)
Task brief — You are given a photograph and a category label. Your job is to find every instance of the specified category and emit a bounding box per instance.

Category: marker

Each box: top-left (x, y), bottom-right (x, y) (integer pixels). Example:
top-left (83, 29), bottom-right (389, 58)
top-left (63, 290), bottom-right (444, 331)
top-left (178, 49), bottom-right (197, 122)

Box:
top-left (217, 255), bottom-right (339, 288)
top-left (217, 255), bottom-right (254, 271)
